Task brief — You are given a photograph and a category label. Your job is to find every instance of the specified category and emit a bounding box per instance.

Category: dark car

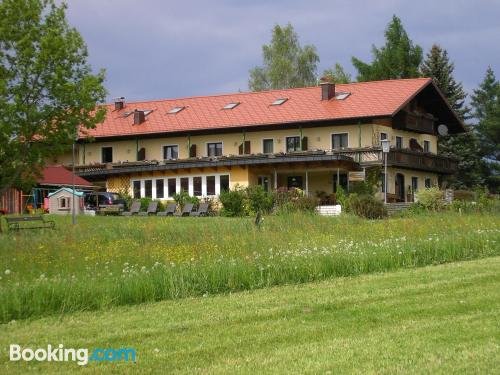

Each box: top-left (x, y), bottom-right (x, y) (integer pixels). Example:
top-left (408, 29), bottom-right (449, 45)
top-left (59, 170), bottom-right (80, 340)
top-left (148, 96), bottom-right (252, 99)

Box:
top-left (84, 192), bottom-right (126, 210)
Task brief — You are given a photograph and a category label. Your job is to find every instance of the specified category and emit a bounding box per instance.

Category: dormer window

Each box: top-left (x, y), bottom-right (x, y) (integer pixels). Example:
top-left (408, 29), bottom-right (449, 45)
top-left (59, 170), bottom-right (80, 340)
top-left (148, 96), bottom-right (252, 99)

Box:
top-left (271, 98), bottom-right (288, 106)
top-left (223, 102), bottom-right (240, 110)
top-left (335, 92), bottom-right (351, 100)
top-left (168, 106), bottom-right (185, 114)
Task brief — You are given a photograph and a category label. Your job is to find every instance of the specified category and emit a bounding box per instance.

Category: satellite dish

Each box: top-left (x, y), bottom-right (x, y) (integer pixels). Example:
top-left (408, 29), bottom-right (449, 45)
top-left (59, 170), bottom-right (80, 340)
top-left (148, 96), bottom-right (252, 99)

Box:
top-left (437, 124), bottom-right (449, 136)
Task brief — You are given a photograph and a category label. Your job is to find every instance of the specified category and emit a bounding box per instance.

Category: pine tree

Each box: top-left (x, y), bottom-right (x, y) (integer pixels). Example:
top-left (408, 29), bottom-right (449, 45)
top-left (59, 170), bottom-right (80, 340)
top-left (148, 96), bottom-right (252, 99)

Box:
top-left (421, 45), bottom-right (470, 119)
top-left (352, 15), bottom-right (422, 81)
top-left (471, 67), bottom-right (500, 192)
top-left (419, 44), bottom-right (483, 189)
top-left (249, 24), bottom-right (319, 91)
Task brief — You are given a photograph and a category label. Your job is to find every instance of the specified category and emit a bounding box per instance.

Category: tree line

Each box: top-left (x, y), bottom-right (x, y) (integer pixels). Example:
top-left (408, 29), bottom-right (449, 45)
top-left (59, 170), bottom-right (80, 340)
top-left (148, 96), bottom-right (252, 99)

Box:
top-left (249, 16), bottom-right (499, 192)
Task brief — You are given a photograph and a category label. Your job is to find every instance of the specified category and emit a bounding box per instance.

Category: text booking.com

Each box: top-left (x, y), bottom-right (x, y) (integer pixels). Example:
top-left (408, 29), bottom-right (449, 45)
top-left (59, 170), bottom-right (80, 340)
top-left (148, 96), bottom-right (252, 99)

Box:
top-left (9, 344), bottom-right (136, 366)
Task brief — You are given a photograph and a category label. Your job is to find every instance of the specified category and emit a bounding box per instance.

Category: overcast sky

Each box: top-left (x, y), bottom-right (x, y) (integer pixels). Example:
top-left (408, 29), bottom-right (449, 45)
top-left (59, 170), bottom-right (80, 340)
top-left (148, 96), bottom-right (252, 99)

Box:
top-left (65, 0), bottom-right (500, 103)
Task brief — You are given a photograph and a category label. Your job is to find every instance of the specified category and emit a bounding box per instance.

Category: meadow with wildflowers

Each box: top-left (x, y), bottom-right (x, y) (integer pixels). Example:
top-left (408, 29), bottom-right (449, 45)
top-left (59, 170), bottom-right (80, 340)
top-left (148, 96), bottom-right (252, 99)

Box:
top-left (0, 211), bottom-right (499, 322)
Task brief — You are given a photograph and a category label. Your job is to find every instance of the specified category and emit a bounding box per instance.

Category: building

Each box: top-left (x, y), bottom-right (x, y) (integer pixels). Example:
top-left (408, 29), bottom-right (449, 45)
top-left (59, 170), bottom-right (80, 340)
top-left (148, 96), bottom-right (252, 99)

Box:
top-left (57, 78), bottom-right (465, 203)
top-left (0, 166), bottom-right (94, 214)
top-left (47, 188), bottom-right (85, 215)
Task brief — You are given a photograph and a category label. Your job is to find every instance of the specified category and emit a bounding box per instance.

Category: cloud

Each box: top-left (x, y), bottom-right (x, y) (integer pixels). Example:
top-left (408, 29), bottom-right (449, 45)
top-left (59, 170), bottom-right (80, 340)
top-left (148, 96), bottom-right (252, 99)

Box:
top-left (65, 0), bottom-right (500, 101)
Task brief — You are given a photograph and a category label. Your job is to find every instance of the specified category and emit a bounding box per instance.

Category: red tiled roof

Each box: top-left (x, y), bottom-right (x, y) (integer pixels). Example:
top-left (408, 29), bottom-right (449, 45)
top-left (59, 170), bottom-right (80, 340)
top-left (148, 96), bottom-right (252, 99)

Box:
top-left (82, 78), bottom-right (434, 139)
top-left (38, 165), bottom-right (93, 186)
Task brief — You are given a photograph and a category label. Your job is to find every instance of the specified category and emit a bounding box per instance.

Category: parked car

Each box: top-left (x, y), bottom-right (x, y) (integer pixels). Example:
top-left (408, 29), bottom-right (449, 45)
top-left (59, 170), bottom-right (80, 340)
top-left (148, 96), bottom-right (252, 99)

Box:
top-left (84, 192), bottom-right (126, 210)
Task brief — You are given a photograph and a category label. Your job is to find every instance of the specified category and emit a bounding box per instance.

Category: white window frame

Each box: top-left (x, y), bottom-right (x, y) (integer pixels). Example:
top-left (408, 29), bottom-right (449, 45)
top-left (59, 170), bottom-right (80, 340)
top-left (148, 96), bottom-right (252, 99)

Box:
top-left (262, 138), bottom-right (275, 154)
top-left (130, 174), bottom-right (231, 199)
top-left (423, 140), bottom-right (431, 153)
top-left (395, 136), bottom-right (403, 149)
top-left (162, 144), bottom-right (180, 160)
top-left (331, 132), bottom-right (349, 150)
top-left (205, 141), bottom-right (224, 157)
top-left (284, 135), bottom-right (301, 153)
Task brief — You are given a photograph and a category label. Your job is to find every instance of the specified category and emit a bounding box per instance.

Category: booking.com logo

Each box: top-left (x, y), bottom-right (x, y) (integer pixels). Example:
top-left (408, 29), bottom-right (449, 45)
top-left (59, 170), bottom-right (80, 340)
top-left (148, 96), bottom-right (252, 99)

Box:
top-left (9, 344), bottom-right (136, 366)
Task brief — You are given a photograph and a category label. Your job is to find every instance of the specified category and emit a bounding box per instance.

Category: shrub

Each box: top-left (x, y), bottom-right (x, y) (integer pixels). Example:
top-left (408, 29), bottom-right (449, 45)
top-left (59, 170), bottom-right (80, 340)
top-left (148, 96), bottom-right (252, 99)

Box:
top-left (246, 185), bottom-right (274, 214)
top-left (173, 191), bottom-right (200, 209)
top-left (139, 197), bottom-right (153, 211)
top-left (348, 194), bottom-right (387, 219)
top-left (335, 186), bottom-right (348, 207)
top-left (416, 187), bottom-right (444, 211)
top-left (219, 186), bottom-right (247, 217)
top-left (274, 188), bottom-right (318, 215)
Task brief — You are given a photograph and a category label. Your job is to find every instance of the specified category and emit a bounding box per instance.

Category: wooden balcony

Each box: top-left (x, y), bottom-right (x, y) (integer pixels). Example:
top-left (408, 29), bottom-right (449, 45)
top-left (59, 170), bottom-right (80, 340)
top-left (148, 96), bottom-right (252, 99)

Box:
top-left (329, 147), bottom-right (458, 174)
top-left (394, 110), bottom-right (435, 134)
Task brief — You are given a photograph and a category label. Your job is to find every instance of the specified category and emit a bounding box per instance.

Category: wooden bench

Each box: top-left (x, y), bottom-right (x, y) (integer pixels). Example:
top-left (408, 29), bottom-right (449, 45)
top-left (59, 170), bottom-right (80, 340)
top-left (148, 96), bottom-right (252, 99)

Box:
top-left (5, 215), bottom-right (55, 231)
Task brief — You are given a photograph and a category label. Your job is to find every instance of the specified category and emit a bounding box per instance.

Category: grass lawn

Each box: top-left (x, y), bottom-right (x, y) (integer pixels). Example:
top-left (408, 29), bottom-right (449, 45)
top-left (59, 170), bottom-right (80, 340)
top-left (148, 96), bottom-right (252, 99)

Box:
top-left (1, 257), bottom-right (499, 374)
top-left (1, 212), bottom-right (499, 322)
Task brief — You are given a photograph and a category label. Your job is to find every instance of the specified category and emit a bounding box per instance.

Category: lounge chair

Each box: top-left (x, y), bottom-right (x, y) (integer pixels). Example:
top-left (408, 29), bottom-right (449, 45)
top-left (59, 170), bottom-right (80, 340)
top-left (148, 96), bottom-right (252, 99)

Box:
top-left (138, 201), bottom-right (158, 216)
top-left (157, 203), bottom-right (177, 216)
top-left (174, 203), bottom-right (193, 217)
top-left (190, 203), bottom-right (209, 217)
top-left (121, 201), bottom-right (141, 216)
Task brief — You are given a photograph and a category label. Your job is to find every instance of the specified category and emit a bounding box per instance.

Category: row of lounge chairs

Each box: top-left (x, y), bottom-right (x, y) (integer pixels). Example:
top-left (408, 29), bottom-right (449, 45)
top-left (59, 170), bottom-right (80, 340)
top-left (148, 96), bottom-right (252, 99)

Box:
top-left (121, 202), bottom-right (210, 217)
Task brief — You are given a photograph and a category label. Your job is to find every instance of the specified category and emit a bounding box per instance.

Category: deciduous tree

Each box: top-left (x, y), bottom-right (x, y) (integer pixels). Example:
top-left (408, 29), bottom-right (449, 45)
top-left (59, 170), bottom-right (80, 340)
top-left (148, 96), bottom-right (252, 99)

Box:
top-left (249, 24), bottom-right (319, 91)
top-left (0, 0), bottom-right (106, 196)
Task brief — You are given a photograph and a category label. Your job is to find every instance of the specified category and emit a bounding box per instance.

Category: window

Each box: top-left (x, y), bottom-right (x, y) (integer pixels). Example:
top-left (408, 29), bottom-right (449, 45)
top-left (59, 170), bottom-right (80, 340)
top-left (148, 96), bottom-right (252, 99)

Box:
top-left (223, 102), bottom-right (239, 110)
top-left (271, 98), bottom-right (287, 106)
top-left (167, 106), bottom-right (185, 114)
top-left (424, 140), bottom-right (430, 153)
top-left (263, 139), bottom-right (274, 154)
top-left (193, 177), bottom-right (202, 196)
top-left (207, 142), bottom-right (223, 157)
top-left (411, 177), bottom-right (418, 193)
top-left (286, 136), bottom-right (301, 152)
top-left (180, 177), bottom-right (189, 192)
top-left (163, 145), bottom-right (179, 160)
top-left (220, 175), bottom-right (229, 192)
top-left (332, 133), bottom-right (348, 149)
top-left (396, 136), bottom-right (403, 149)
top-left (335, 92), bottom-right (351, 100)
top-left (144, 180), bottom-right (152, 198)
top-left (258, 176), bottom-right (270, 192)
top-left (101, 147), bottom-right (113, 163)
top-left (425, 178), bottom-right (432, 189)
top-left (206, 176), bottom-right (216, 195)
top-left (167, 178), bottom-right (177, 197)
top-left (58, 197), bottom-right (70, 209)
top-left (381, 173), bottom-right (386, 193)
top-left (133, 181), bottom-right (141, 199)
top-left (156, 179), bottom-right (164, 199)
top-left (379, 132), bottom-right (388, 145)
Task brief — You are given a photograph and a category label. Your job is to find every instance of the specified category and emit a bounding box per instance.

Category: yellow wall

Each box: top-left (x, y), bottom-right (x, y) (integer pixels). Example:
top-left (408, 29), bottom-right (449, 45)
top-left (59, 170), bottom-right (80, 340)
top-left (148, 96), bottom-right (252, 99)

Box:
top-left (376, 167), bottom-right (439, 200)
top-left (76, 122), bottom-right (438, 165)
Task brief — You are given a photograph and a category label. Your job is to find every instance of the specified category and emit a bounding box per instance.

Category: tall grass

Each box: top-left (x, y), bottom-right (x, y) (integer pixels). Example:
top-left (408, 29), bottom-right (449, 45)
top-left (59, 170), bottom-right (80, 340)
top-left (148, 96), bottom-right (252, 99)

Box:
top-left (0, 212), bottom-right (499, 322)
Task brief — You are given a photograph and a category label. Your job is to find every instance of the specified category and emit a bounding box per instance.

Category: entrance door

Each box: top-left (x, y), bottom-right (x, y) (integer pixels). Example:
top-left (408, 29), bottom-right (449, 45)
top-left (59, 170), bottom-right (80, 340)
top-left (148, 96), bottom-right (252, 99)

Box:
top-left (395, 173), bottom-right (405, 201)
top-left (333, 173), bottom-right (348, 193)
top-left (287, 176), bottom-right (303, 189)
top-left (258, 176), bottom-right (270, 192)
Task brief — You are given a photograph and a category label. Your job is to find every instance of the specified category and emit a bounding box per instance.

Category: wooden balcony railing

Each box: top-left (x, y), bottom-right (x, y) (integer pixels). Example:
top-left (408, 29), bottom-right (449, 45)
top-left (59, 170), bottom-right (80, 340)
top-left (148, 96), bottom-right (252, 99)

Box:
top-left (72, 147), bottom-right (458, 177)
top-left (394, 111), bottom-right (435, 134)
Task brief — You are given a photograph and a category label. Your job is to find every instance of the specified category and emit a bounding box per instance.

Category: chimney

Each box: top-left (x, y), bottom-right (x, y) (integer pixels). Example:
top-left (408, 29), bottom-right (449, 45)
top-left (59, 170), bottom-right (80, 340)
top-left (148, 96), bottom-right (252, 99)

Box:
top-left (133, 109), bottom-right (145, 125)
top-left (114, 97), bottom-right (125, 110)
top-left (320, 81), bottom-right (335, 101)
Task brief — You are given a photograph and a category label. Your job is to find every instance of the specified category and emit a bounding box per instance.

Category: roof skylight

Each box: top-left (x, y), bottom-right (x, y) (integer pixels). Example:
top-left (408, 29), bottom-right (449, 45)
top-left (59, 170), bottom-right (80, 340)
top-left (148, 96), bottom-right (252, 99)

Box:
top-left (335, 92), bottom-right (351, 100)
top-left (271, 98), bottom-right (288, 106)
top-left (223, 102), bottom-right (240, 110)
top-left (167, 106), bottom-right (185, 114)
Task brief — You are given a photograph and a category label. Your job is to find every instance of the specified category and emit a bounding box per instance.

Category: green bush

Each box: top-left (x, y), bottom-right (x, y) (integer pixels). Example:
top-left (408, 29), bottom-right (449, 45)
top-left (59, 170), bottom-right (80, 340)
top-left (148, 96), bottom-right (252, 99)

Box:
top-left (415, 187), bottom-right (444, 211)
top-left (173, 191), bottom-right (200, 209)
top-left (219, 186), bottom-right (247, 217)
top-left (246, 185), bottom-right (274, 214)
top-left (274, 188), bottom-right (318, 215)
top-left (348, 194), bottom-right (387, 219)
